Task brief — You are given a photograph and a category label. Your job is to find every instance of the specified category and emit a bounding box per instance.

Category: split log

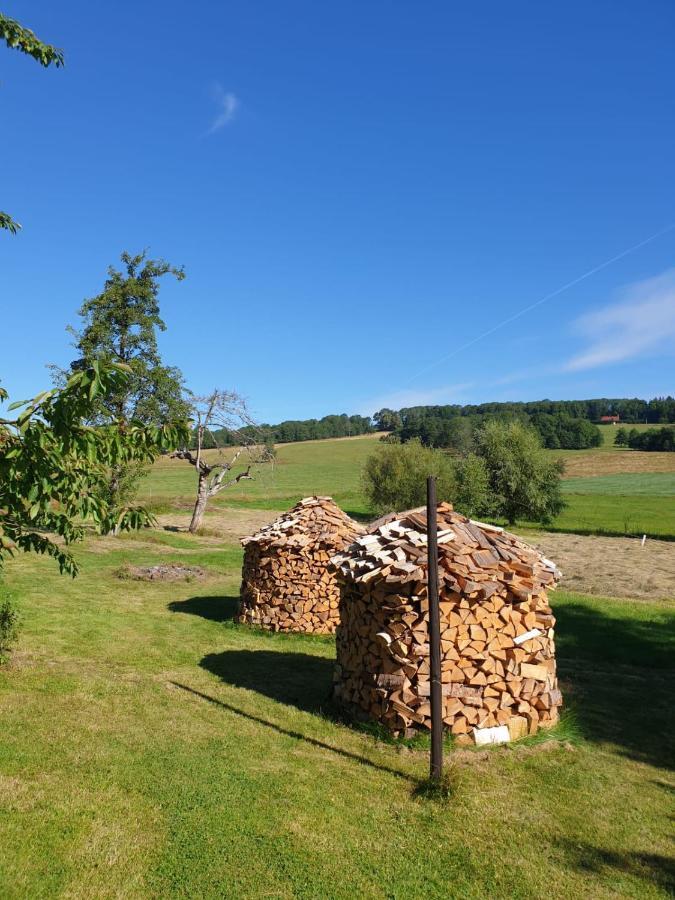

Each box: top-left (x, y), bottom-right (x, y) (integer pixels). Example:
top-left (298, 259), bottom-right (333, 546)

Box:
top-left (331, 502), bottom-right (563, 742)
top-left (237, 496), bottom-right (363, 634)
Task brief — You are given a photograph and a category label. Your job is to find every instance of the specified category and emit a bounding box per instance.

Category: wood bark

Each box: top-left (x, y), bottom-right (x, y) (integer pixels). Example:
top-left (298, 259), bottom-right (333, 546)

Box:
top-left (237, 497), bottom-right (363, 634)
top-left (189, 473), bottom-right (210, 533)
top-left (331, 503), bottom-right (563, 744)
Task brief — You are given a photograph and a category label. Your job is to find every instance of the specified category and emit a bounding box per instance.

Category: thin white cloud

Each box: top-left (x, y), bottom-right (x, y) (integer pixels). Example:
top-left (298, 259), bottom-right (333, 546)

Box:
top-left (206, 84), bottom-right (239, 134)
top-left (492, 366), bottom-right (557, 387)
top-left (564, 269), bottom-right (675, 371)
top-left (358, 383), bottom-right (474, 416)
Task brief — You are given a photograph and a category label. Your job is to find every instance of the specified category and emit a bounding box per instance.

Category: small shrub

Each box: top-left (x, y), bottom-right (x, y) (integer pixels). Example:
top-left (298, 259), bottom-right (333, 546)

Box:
top-left (0, 590), bottom-right (20, 662)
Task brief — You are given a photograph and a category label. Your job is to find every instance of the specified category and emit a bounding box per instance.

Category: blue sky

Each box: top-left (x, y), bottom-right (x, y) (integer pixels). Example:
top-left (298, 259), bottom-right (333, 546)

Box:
top-left (1, 1), bottom-right (674, 423)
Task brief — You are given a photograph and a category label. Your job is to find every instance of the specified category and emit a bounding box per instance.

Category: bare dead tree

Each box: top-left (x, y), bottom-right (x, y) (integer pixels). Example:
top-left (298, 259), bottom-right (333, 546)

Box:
top-left (171, 390), bottom-right (270, 533)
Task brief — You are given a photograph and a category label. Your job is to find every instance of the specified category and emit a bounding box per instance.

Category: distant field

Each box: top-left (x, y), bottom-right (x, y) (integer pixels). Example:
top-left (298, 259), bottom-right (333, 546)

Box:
top-left (555, 424), bottom-right (674, 478)
top-left (557, 450), bottom-right (675, 478)
top-left (523, 495), bottom-right (673, 541)
top-left (142, 435), bottom-right (382, 516)
top-left (141, 433), bottom-right (675, 539)
top-left (561, 473), bottom-right (675, 496)
top-left (596, 422), bottom-right (656, 448)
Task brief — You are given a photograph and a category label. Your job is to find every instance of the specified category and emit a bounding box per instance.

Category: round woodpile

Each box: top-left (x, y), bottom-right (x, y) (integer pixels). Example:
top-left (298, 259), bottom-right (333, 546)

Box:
top-left (331, 502), bottom-right (562, 743)
top-left (237, 496), bottom-right (364, 634)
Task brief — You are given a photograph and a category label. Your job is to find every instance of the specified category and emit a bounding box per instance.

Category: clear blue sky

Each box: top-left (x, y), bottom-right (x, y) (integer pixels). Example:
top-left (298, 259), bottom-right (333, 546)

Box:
top-left (1, 1), bottom-right (674, 423)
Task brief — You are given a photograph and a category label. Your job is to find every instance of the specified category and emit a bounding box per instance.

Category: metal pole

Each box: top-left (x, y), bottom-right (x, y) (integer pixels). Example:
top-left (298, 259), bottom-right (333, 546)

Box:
top-left (427, 476), bottom-right (443, 780)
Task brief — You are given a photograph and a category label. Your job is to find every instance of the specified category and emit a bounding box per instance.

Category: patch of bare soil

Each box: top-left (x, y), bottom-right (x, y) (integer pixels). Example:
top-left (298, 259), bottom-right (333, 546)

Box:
top-left (157, 508), bottom-right (275, 544)
top-left (116, 563), bottom-right (206, 582)
top-left (529, 532), bottom-right (675, 601)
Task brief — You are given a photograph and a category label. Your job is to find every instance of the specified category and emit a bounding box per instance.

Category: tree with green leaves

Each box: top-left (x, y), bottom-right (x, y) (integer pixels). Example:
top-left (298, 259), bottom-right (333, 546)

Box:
top-left (0, 363), bottom-right (188, 579)
top-left (452, 452), bottom-right (493, 519)
top-left (361, 439), bottom-right (456, 515)
top-left (65, 251), bottom-right (189, 422)
top-left (614, 426), bottom-right (628, 447)
top-left (362, 438), bottom-right (494, 518)
top-left (1, 13), bottom-right (64, 234)
top-left (474, 420), bottom-right (565, 525)
top-left (61, 251), bottom-right (190, 514)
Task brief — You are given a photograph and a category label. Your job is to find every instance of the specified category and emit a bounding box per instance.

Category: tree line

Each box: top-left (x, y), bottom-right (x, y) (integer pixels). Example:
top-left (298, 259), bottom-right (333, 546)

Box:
top-left (201, 413), bottom-right (373, 447)
top-left (196, 394), bottom-right (675, 452)
top-left (372, 398), bottom-right (675, 451)
top-left (387, 409), bottom-right (603, 451)
top-left (374, 397), bottom-right (675, 430)
top-left (614, 426), bottom-right (675, 452)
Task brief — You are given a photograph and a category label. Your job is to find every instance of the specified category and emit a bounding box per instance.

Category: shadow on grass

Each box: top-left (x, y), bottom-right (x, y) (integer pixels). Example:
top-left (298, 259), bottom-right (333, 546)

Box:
top-left (168, 595), bottom-right (239, 623)
top-left (170, 681), bottom-right (416, 784)
top-left (200, 649), bottom-right (332, 714)
top-left (344, 509), bottom-right (374, 525)
top-left (555, 602), bottom-right (675, 770)
top-left (555, 838), bottom-right (675, 895)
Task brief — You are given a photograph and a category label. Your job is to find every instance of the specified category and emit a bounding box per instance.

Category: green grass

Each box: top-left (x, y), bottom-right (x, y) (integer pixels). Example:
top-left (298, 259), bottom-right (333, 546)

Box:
top-left (561, 474), bottom-right (675, 496)
top-left (1, 531), bottom-right (674, 898)
top-left (524, 495), bottom-right (674, 541)
top-left (142, 435), bottom-right (382, 517)
top-left (141, 434), bottom-right (675, 539)
top-left (597, 423), bottom-right (657, 448)
top-left (552, 474), bottom-right (675, 540)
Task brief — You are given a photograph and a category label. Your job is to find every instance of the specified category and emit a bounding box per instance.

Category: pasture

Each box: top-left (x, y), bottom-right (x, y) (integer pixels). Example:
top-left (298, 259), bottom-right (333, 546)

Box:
top-left (596, 422), bottom-right (656, 448)
top-left (1, 526), bottom-right (673, 898)
top-left (141, 433), bottom-right (675, 539)
top-left (1, 430), bottom-right (673, 897)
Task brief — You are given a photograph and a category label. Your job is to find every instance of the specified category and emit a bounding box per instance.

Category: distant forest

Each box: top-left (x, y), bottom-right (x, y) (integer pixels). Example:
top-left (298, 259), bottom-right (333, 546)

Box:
top-left (202, 414), bottom-right (373, 448)
top-left (199, 396), bottom-right (675, 450)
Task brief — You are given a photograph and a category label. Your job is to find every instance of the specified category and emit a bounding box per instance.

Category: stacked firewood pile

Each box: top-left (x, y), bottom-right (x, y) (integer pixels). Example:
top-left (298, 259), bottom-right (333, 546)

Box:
top-left (331, 503), bottom-right (562, 743)
top-left (238, 496), bottom-right (363, 634)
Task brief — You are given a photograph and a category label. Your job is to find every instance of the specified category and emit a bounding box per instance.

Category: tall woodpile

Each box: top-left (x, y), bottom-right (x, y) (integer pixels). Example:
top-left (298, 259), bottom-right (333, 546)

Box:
top-left (238, 496), bottom-right (363, 634)
top-left (331, 503), bottom-right (562, 743)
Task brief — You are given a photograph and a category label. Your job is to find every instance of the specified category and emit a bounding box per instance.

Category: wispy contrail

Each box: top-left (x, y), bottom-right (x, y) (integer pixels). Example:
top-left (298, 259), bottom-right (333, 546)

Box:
top-left (405, 222), bottom-right (675, 385)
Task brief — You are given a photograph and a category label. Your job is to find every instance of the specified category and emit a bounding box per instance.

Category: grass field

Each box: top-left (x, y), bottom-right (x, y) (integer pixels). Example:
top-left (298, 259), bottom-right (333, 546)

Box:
top-left (596, 423), bottom-right (656, 448)
top-left (1, 530), bottom-right (673, 898)
top-left (561, 474), bottom-right (675, 496)
top-left (141, 434), bottom-right (675, 539)
top-left (142, 437), bottom-right (381, 516)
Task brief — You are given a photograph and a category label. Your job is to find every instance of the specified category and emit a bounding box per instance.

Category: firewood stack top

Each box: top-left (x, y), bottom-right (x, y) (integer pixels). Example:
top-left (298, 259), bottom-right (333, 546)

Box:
top-left (237, 497), bottom-right (363, 634)
top-left (331, 502), bottom-right (563, 743)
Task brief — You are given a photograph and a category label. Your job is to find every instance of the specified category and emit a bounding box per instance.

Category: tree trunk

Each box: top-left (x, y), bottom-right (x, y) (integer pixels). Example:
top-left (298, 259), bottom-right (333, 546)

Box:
top-left (109, 466), bottom-right (122, 536)
top-left (189, 474), bottom-right (209, 533)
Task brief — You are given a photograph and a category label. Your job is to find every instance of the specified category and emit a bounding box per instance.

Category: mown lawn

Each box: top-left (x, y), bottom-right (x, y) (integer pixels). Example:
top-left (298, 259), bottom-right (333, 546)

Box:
top-left (520, 495), bottom-right (674, 541)
top-left (561, 473), bottom-right (675, 495)
top-left (0, 530), bottom-right (673, 898)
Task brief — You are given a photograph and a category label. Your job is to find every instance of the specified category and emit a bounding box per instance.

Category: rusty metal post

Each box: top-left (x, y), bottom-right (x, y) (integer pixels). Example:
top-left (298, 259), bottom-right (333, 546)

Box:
top-left (427, 476), bottom-right (443, 779)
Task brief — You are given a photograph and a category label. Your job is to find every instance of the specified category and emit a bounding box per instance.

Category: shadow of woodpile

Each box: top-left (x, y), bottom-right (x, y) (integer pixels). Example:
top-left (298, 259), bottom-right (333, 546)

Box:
top-left (200, 649), bottom-right (334, 715)
top-left (168, 595), bottom-right (240, 622)
top-left (554, 838), bottom-right (675, 895)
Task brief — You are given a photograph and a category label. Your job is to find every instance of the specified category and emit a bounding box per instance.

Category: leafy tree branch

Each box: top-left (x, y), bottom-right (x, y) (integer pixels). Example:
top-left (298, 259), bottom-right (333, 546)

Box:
top-left (0, 363), bottom-right (189, 576)
top-left (0, 13), bottom-right (64, 67)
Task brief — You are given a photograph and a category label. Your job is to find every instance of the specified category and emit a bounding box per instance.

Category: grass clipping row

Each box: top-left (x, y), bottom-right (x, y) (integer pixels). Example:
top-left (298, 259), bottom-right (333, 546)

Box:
top-left (331, 503), bottom-right (563, 743)
top-left (237, 496), bottom-right (364, 634)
